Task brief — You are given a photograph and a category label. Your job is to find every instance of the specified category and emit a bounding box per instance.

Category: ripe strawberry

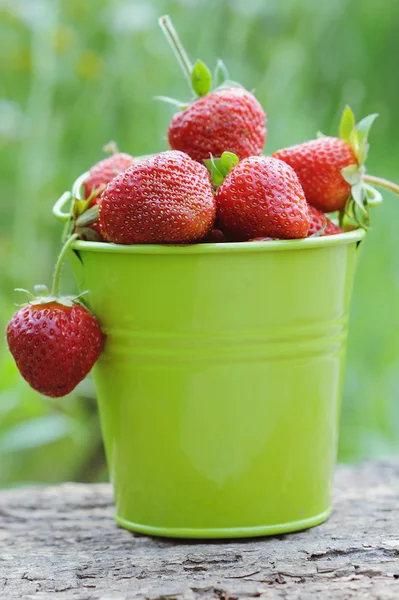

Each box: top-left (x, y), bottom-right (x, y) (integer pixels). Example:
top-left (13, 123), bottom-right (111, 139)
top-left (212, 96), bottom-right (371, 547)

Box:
top-left (84, 152), bottom-right (134, 205)
top-left (99, 150), bottom-right (216, 244)
top-left (7, 301), bottom-right (104, 398)
top-left (158, 16), bottom-right (266, 163)
top-left (307, 205), bottom-right (343, 237)
top-left (272, 107), bottom-right (379, 221)
top-left (273, 137), bottom-right (356, 213)
top-left (168, 88), bottom-right (266, 163)
top-left (215, 156), bottom-right (310, 241)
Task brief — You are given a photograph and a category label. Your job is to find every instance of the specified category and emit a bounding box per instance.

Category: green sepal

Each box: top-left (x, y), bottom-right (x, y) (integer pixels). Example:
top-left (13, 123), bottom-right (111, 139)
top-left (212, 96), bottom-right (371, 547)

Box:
top-left (339, 105), bottom-right (356, 143)
top-left (214, 59), bottom-right (229, 87)
top-left (204, 152), bottom-right (239, 187)
top-left (309, 218), bottom-right (327, 238)
top-left (338, 105), bottom-right (378, 166)
top-left (316, 131), bottom-right (327, 139)
top-left (103, 140), bottom-right (119, 155)
top-left (214, 79), bottom-right (244, 92)
top-left (341, 164), bottom-right (364, 186)
top-left (153, 96), bottom-right (189, 110)
top-left (191, 59), bottom-right (212, 97)
top-left (75, 205), bottom-right (99, 227)
top-left (351, 113), bottom-right (379, 165)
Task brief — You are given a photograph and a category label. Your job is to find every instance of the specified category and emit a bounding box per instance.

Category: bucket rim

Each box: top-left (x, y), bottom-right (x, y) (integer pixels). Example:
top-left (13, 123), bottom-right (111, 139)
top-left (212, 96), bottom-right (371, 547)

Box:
top-left (71, 228), bottom-right (366, 255)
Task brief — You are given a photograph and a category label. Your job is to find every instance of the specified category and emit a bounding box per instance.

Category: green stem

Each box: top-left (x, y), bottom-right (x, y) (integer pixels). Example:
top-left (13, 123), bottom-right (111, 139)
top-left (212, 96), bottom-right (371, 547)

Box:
top-left (159, 15), bottom-right (193, 90)
top-left (51, 234), bottom-right (79, 297)
top-left (363, 174), bottom-right (399, 196)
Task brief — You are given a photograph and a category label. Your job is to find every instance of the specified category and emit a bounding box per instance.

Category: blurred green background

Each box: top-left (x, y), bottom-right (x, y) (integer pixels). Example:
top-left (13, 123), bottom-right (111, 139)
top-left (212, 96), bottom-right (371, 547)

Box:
top-left (1, 0), bottom-right (398, 487)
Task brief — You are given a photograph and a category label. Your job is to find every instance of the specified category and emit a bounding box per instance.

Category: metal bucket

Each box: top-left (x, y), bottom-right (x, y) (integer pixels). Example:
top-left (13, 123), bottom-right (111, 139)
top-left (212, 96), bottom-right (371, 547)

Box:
top-left (66, 229), bottom-right (364, 538)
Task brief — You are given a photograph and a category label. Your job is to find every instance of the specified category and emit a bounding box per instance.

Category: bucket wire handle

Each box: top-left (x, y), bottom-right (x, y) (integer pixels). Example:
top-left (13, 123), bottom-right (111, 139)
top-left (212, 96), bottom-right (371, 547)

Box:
top-left (52, 171), bottom-right (89, 223)
top-left (53, 191), bottom-right (73, 223)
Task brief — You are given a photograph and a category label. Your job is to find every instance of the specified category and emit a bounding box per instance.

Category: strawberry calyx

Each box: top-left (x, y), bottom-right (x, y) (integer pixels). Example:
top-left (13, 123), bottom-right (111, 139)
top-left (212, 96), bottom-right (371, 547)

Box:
top-left (14, 285), bottom-right (87, 309)
top-left (14, 233), bottom-right (89, 309)
top-left (338, 105), bottom-right (381, 229)
top-left (204, 152), bottom-right (239, 188)
top-left (157, 15), bottom-right (243, 110)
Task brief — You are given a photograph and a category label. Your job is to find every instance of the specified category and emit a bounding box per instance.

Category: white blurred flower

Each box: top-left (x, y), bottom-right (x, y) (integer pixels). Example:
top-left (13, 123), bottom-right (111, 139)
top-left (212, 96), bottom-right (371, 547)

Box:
top-left (106, 1), bottom-right (156, 34)
top-left (0, 100), bottom-right (29, 142)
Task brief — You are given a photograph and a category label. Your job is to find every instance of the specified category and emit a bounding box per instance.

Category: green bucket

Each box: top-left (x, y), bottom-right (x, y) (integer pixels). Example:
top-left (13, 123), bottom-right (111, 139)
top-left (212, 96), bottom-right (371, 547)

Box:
top-left (65, 228), bottom-right (365, 538)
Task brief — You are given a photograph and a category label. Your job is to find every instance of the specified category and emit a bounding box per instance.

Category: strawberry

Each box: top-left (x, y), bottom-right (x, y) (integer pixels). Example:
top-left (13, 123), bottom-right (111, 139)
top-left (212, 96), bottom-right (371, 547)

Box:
top-left (273, 137), bottom-right (356, 213)
top-left (158, 16), bottom-right (266, 163)
top-left (168, 88), bottom-right (266, 163)
top-left (214, 155), bottom-right (310, 241)
top-left (84, 152), bottom-right (134, 206)
top-left (99, 150), bottom-right (216, 244)
top-left (7, 301), bottom-right (104, 398)
top-left (6, 234), bottom-right (104, 397)
top-left (307, 205), bottom-right (343, 237)
top-left (273, 107), bottom-right (379, 225)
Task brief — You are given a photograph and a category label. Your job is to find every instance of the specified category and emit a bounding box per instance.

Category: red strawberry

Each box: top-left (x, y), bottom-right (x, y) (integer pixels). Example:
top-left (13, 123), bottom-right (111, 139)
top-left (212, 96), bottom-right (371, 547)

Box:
top-left (202, 228), bottom-right (228, 243)
top-left (273, 137), bottom-right (356, 213)
top-left (84, 152), bottom-right (134, 205)
top-left (168, 88), bottom-right (266, 163)
top-left (307, 205), bottom-right (343, 237)
top-left (215, 156), bottom-right (310, 241)
top-left (7, 301), bottom-right (104, 398)
top-left (272, 107), bottom-right (379, 221)
top-left (99, 150), bottom-right (216, 244)
top-left (158, 16), bottom-right (266, 163)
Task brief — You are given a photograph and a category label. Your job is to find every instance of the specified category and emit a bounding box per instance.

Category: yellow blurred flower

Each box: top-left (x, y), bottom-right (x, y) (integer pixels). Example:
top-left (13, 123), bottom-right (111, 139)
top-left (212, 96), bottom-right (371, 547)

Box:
top-left (52, 25), bottom-right (75, 53)
top-left (76, 50), bottom-right (103, 81)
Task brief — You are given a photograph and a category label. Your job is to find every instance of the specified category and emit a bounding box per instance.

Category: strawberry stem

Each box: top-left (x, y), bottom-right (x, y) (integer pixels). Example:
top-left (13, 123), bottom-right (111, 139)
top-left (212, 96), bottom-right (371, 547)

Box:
top-left (363, 174), bottom-right (399, 196)
top-left (159, 15), bottom-right (193, 90)
top-left (51, 233), bottom-right (79, 298)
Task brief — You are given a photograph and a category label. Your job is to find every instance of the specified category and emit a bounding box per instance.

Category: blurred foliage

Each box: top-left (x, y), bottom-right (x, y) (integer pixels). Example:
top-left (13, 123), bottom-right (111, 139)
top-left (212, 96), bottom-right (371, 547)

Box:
top-left (1, 0), bottom-right (399, 487)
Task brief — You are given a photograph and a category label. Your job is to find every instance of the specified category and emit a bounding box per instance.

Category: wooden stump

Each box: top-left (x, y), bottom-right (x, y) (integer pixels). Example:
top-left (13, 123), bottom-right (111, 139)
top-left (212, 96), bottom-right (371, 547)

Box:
top-left (0, 460), bottom-right (398, 599)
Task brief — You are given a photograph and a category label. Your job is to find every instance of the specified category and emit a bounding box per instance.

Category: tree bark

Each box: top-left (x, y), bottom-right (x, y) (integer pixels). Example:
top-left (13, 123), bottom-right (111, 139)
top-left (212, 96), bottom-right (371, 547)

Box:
top-left (0, 460), bottom-right (398, 599)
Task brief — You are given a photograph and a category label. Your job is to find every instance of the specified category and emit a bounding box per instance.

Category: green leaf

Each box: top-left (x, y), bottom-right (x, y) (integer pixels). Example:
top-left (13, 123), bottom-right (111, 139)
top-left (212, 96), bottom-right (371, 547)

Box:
top-left (364, 183), bottom-right (383, 206)
top-left (355, 113), bottom-right (378, 165)
top-left (203, 156), bottom-right (225, 187)
top-left (341, 164), bottom-right (362, 186)
top-left (220, 151), bottom-right (239, 173)
top-left (204, 151), bottom-right (239, 187)
top-left (214, 59), bottom-right (229, 87)
top-left (309, 218), bottom-right (327, 238)
top-left (339, 105), bottom-right (356, 142)
top-left (351, 183), bottom-right (368, 215)
top-left (191, 59), bottom-right (212, 97)
top-left (153, 96), bottom-right (189, 110)
top-left (214, 79), bottom-right (244, 91)
top-left (75, 205), bottom-right (99, 227)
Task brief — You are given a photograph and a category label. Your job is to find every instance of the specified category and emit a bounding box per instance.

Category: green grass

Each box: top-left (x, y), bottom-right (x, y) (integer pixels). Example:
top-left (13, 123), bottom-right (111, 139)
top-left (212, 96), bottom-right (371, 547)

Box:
top-left (1, 0), bottom-right (399, 485)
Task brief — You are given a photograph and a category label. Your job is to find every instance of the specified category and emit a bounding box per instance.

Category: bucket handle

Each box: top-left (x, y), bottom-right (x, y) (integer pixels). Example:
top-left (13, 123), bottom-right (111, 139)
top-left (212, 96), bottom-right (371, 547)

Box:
top-left (53, 191), bottom-right (72, 222)
top-left (52, 171), bottom-right (89, 223)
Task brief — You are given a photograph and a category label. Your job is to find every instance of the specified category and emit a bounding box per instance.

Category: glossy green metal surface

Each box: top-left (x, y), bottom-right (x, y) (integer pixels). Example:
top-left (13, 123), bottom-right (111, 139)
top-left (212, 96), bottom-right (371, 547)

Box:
top-left (69, 231), bottom-right (365, 538)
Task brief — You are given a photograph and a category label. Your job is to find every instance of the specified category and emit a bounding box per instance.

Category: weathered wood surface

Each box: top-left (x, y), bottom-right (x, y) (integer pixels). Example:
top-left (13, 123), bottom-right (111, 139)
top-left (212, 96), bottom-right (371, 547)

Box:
top-left (0, 460), bottom-right (398, 599)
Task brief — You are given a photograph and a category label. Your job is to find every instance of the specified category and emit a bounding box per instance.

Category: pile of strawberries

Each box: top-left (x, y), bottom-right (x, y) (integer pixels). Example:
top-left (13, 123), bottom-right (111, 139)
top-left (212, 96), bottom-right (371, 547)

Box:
top-left (77, 100), bottom-right (369, 244)
top-left (6, 16), bottom-right (392, 399)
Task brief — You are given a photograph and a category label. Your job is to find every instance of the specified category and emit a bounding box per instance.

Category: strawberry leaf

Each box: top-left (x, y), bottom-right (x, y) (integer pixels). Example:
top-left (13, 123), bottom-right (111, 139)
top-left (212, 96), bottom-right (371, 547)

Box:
top-left (75, 205), bottom-right (99, 227)
top-left (339, 105), bottom-right (355, 143)
top-left (191, 59), bottom-right (212, 97)
top-left (220, 151), bottom-right (239, 173)
top-left (214, 59), bottom-right (229, 87)
top-left (204, 152), bottom-right (239, 187)
top-left (203, 155), bottom-right (225, 187)
top-left (341, 164), bottom-right (363, 186)
top-left (153, 96), bottom-right (189, 110)
top-left (355, 113), bottom-right (378, 165)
